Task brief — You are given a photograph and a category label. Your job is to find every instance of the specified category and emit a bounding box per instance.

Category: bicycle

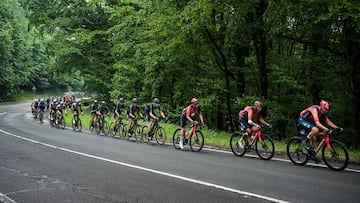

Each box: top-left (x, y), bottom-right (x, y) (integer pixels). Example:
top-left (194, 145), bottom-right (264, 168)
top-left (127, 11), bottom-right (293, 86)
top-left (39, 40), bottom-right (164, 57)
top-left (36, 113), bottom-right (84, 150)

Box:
top-left (287, 128), bottom-right (348, 171)
top-left (72, 113), bottom-right (82, 132)
top-left (173, 123), bottom-right (204, 152)
top-left (108, 117), bottom-right (126, 137)
top-left (123, 118), bottom-right (142, 141)
top-left (141, 118), bottom-right (167, 145)
top-left (56, 112), bottom-right (66, 129)
top-left (230, 126), bottom-right (275, 160)
top-left (95, 113), bottom-right (109, 136)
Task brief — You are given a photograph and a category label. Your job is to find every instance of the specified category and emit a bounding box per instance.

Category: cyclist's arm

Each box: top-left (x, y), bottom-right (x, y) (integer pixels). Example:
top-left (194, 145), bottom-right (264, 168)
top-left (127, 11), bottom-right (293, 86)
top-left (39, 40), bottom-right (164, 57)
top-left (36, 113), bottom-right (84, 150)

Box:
top-left (259, 116), bottom-right (271, 128)
top-left (150, 111), bottom-right (156, 119)
top-left (310, 109), bottom-right (329, 132)
top-left (186, 107), bottom-right (194, 122)
top-left (198, 111), bottom-right (204, 124)
top-left (160, 110), bottom-right (166, 119)
top-left (247, 109), bottom-right (260, 128)
top-left (325, 117), bottom-right (342, 131)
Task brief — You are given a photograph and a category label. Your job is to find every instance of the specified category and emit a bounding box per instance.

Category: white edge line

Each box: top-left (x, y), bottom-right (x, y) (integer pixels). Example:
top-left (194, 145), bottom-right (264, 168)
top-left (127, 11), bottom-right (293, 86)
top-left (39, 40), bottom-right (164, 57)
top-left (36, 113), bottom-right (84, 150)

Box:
top-left (0, 191), bottom-right (17, 203)
top-left (0, 128), bottom-right (290, 203)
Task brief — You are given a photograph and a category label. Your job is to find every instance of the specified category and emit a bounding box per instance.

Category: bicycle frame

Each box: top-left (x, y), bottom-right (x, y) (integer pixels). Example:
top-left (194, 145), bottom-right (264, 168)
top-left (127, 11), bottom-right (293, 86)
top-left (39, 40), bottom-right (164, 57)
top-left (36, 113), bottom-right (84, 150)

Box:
top-left (313, 131), bottom-right (331, 154)
top-left (185, 124), bottom-right (198, 140)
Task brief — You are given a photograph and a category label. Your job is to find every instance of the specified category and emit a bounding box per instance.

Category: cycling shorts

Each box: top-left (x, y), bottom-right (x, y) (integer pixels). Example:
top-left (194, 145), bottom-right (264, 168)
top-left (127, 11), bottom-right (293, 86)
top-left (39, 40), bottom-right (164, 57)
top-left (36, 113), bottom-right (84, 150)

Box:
top-left (180, 115), bottom-right (195, 127)
top-left (238, 118), bottom-right (251, 130)
top-left (297, 117), bottom-right (314, 131)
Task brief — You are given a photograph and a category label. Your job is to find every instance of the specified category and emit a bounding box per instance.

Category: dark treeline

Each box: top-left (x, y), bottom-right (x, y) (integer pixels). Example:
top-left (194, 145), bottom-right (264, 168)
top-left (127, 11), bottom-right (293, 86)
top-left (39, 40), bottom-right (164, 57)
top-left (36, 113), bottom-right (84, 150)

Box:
top-left (2, 0), bottom-right (359, 147)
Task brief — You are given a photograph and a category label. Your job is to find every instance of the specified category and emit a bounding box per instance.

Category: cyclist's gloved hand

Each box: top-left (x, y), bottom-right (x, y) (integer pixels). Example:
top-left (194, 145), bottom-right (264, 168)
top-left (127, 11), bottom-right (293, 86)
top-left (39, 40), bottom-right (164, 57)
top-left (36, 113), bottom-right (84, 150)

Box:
top-left (325, 129), bottom-right (332, 134)
top-left (335, 127), bottom-right (343, 132)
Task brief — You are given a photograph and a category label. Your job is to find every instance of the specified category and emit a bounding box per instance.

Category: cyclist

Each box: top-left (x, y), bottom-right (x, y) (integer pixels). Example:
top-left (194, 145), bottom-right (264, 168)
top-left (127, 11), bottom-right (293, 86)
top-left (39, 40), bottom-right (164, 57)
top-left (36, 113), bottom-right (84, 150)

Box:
top-left (238, 101), bottom-right (272, 147)
top-left (113, 98), bottom-right (126, 132)
top-left (179, 98), bottom-right (205, 149)
top-left (298, 100), bottom-right (343, 152)
top-left (50, 99), bottom-right (58, 122)
top-left (31, 99), bottom-right (39, 118)
top-left (55, 101), bottom-right (65, 125)
top-left (127, 98), bottom-right (143, 136)
top-left (96, 101), bottom-right (109, 123)
top-left (90, 100), bottom-right (98, 128)
top-left (71, 100), bottom-right (83, 124)
top-left (37, 99), bottom-right (46, 116)
top-left (144, 98), bottom-right (166, 138)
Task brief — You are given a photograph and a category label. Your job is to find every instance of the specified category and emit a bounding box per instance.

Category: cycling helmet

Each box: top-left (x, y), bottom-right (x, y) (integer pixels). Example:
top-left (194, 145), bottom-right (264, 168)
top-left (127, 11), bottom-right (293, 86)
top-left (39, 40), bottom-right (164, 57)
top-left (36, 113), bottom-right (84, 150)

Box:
top-left (132, 98), bottom-right (138, 104)
top-left (153, 98), bottom-right (160, 104)
top-left (101, 101), bottom-right (106, 105)
top-left (320, 100), bottom-right (330, 111)
top-left (60, 101), bottom-right (64, 104)
top-left (191, 98), bottom-right (199, 104)
top-left (53, 99), bottom-right (58, 103)
top-left (119, 98), bottom-right (125, 103)
top-left (254, 101), bottom-right (263, 110)
top-left (94, 100), bottom-right (98, 103)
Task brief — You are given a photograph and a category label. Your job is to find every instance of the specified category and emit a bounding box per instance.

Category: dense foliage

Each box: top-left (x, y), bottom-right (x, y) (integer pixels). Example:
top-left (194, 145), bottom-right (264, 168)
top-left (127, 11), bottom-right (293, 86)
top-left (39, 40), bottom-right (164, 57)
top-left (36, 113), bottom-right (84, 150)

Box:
top-left (2, 0), bottom-right (360, 147)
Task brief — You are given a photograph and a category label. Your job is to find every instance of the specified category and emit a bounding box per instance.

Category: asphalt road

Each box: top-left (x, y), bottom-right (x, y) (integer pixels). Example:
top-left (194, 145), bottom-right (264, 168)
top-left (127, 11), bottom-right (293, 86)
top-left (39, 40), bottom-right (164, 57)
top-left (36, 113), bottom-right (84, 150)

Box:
top-left (0, 103), bottom-right (359, 203)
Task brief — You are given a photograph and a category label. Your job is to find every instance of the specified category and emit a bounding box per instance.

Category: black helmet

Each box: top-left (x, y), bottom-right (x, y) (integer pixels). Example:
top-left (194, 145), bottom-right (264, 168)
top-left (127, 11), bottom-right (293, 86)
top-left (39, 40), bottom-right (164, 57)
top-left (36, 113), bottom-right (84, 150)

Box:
top-left (132, 98), bottom-right (138, 104)
top-left (119, 98), bottom-right (125, 103)
top-left (153, 98), bottom-right (160, 104)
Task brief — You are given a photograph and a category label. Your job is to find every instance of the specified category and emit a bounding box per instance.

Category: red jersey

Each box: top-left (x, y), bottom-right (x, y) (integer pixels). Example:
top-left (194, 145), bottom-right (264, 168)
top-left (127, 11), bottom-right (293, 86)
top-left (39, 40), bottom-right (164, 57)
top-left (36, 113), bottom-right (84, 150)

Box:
top-left (300, 105), bottom-right (329, 123)
top-left (182, 105), bottom-right (201, 117)
top-left (239, 106), bottom-right (261, 120)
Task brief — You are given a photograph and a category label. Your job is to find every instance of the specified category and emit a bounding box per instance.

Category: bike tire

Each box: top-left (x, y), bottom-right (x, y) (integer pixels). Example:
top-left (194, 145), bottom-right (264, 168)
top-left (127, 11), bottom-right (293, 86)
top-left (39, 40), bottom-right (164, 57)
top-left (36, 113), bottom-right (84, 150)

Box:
top-left (155, 126), bottom-right (166, 145)
top-left (172, 128), bottom-right (181, 150)
top-left (77, 119), bottom-right (82, 132)
top-left (190, 130), bottom-right (204, 152)
top-left (134, 125), bottom-right (142, 141)
top-left (286, 136), bottom-right (309, 166)
top-left (108, 122), bottom-right (115, 137)
top-left (142, 126), bottom-right (149, 143)
top-left (95, 120), bottom-right (101, 135)
top-left (230, 132), bottom-right (247, 157)
top-left (102, 122), bottom-right (109, 136)
top-left (255, 134), bottom-right (275, 160)
top-left (72, 119), bottom-right (76, 131)
top-left (89, 120), bottom-right (95, 132)
top-left (39, 112), bottom-right (44, 123)
top-left (322, 140), bottom-right (349, 171)
top-left (60, 117), bottom-right (65, 129)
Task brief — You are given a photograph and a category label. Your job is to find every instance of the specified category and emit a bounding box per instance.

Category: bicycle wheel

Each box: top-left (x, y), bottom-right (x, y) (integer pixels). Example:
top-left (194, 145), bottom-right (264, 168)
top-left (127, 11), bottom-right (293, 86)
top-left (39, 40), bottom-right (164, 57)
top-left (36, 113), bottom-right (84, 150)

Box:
top-left (39, 111), bottom-right (44, 123)
top-left (142, 126), bottom-right (149, 143)
top-left (95, 120), bottom-right (101, 135)
top-left (255, 134), bottom-right (275, 160)
top-left (103, 122), bottom-right (109, 136)
top-left (89, 120), bottom-right (95, 132)
top-left (287, 137), bottom-right (309, 166)
top-left (60, 117), bottom-right (65, 129)
top-left (172, 128), bottom-right (181, 150)
top-left (134, 125), bottom-right (142, 141)
top-left (155, 126), bottom-right (166, 145)
top-left (72, 119), bottom-right (76, 131)
top-left (230, 132), bottom-right (247, 157)
top-left (322, 140), bottom-right (349, 171)
top-left (77, 119), bottom-right (82, 132)
top-left (190, 130), bottom-right (204, 152)
top-left (108, 122), bottom-right (115, 137)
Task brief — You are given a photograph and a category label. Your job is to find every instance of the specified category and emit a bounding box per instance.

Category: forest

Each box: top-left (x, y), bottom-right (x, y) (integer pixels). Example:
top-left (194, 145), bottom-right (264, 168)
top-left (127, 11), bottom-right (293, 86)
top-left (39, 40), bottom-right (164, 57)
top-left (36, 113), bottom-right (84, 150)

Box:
top-left (1, 0), bottom-right (359, 147)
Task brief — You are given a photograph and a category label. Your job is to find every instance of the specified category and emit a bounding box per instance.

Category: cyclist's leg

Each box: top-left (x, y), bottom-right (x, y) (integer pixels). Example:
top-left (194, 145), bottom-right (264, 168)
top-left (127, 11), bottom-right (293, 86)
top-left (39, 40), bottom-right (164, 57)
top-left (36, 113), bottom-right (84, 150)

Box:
top-left (298, 117), bottom-right (317, 149)
top-left (113, 115), bottom-right (118, 131)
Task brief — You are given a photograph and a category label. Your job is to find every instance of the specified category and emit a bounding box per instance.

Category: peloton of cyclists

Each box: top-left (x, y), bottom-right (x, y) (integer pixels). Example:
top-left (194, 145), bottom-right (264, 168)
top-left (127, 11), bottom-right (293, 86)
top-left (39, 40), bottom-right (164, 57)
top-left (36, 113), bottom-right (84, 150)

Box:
top-left (144, 98), bottom-right (166, 139)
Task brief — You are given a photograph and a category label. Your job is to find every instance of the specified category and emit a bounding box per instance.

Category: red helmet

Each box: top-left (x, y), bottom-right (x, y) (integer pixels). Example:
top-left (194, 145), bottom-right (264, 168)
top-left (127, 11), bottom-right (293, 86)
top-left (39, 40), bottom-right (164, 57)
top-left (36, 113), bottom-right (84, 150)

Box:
top-left (191, 98), bottom-right (199, 104)
top-left (320, 100), bottom-right (330, 111)
top-left (254, 101), bottom-right (263, 110)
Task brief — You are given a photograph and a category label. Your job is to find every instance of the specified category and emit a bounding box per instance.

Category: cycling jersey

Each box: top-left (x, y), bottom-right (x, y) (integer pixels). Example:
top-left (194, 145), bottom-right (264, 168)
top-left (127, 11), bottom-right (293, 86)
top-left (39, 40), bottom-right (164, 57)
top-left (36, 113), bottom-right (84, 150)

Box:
top-left (145, 103), bottom-right (161, 116)
top-left (299, 105), bottom-right (328, 123)
top-left (182, 105), bottom-right (201, 117)
top-left (96, 105), bottom-right (109, 115)
top-left (115, 102), bottom-right (126, 115)
top-left (90, 103), bottom-right (98, 114)
top-left (72, 103), bottom-right (83, 112)
top-left (127, 104), bottom-right (140, 119)
top-left (238, 106), bottom-right (261, 121)
top-left (56, 104), bottom-right (63, 113)
top-left (38, 101), bottom-right (46, 110)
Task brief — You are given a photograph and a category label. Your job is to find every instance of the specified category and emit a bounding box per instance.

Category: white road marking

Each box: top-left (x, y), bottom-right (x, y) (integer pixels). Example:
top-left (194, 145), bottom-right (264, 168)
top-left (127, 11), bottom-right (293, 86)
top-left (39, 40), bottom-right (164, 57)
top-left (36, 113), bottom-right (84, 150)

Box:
top-left (0, 191), bottom-right (17, 203)
top-left (0, 128), bottom-right (290, 203)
